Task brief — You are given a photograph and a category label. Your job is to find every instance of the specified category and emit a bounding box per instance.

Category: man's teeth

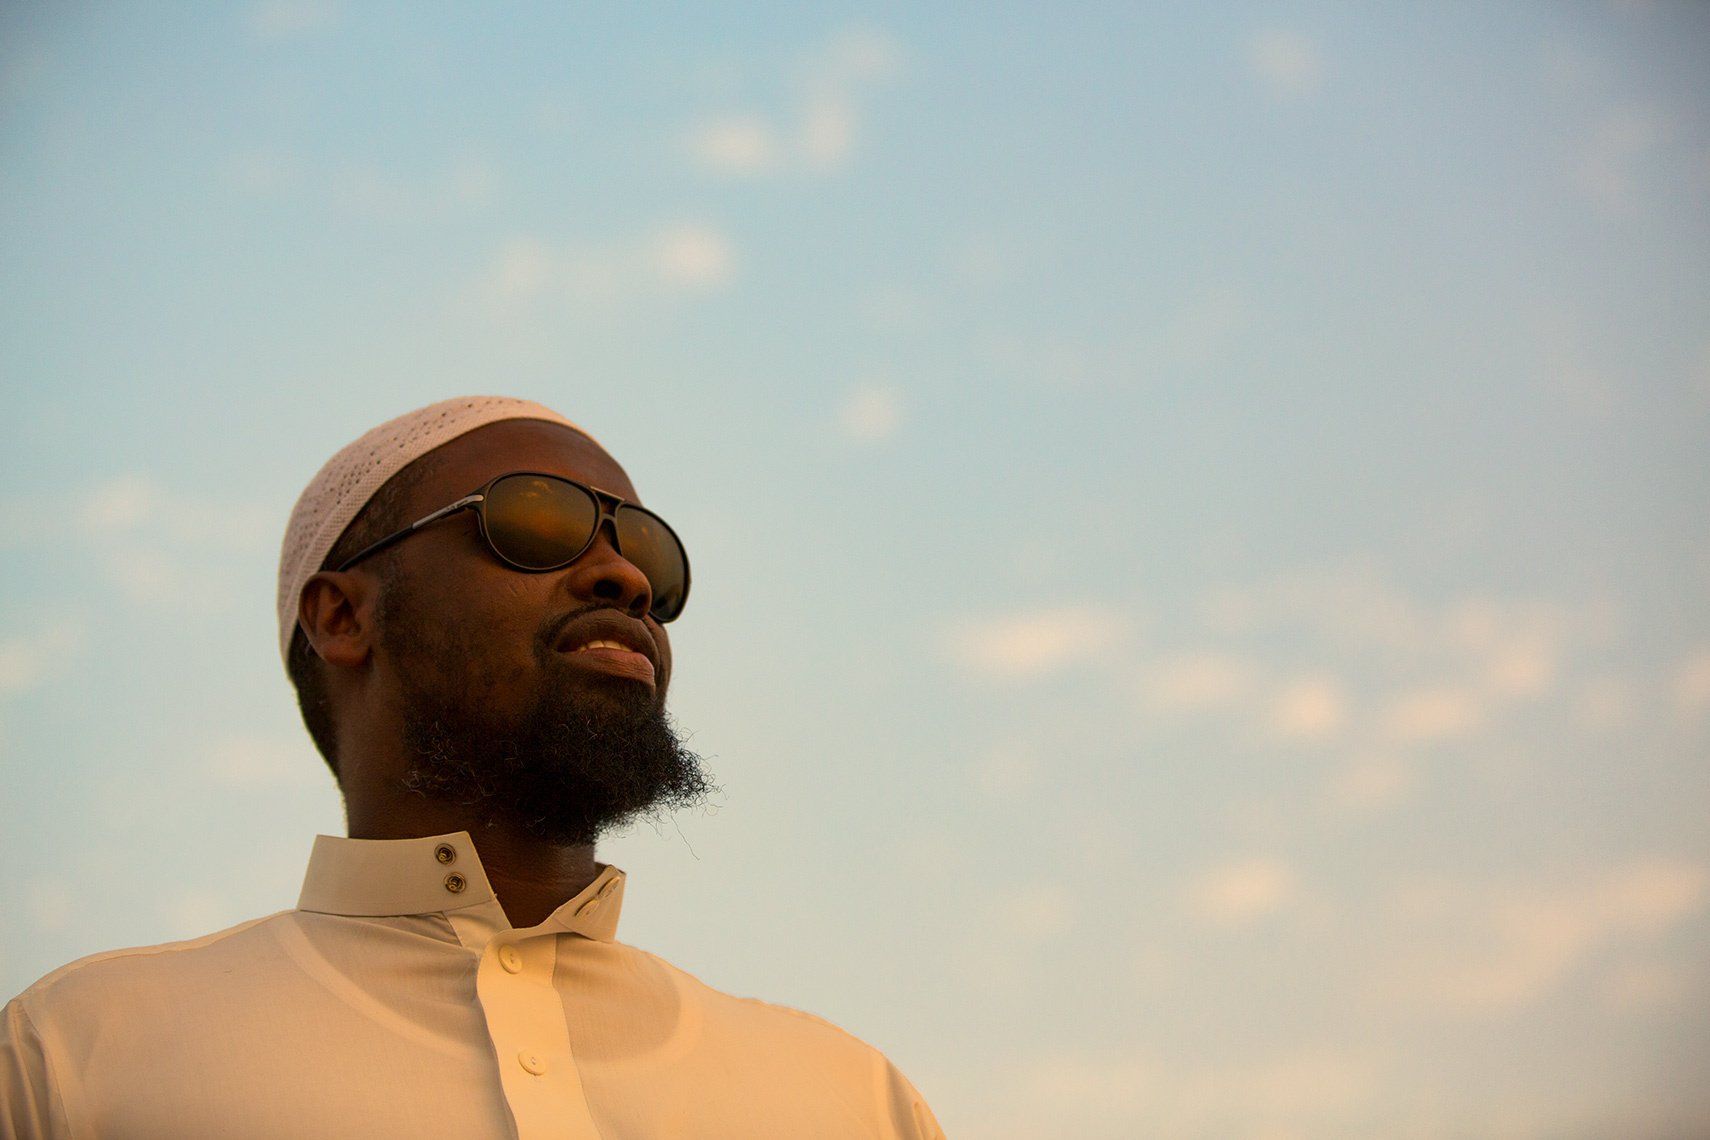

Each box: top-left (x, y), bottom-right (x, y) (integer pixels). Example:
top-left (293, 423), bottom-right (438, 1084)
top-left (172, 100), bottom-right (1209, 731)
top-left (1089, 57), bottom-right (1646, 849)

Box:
top-left (575, 640), bottom-right (629, 652)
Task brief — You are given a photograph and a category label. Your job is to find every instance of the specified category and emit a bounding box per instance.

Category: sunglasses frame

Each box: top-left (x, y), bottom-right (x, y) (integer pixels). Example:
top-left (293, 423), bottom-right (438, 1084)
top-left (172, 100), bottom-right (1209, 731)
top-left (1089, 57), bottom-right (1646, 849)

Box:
top-left (332, 470), bottom-right (690, 623)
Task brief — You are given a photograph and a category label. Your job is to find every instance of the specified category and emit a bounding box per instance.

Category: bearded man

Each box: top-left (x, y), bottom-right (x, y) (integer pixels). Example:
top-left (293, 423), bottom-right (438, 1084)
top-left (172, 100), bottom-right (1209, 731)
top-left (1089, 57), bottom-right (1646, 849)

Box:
top-left (1, 395), bottom-right (944, 1140)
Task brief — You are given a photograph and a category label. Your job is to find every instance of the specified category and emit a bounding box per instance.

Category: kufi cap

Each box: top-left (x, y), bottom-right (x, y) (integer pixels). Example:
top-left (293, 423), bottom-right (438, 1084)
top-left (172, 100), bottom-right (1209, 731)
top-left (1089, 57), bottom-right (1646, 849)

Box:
top-left (276, 395), bottom-right (601, 671)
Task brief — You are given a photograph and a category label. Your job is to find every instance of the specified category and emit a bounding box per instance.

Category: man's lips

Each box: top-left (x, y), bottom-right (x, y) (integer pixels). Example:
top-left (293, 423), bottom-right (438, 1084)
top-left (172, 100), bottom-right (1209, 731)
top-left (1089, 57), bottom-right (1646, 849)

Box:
top-left (553, 611), bottom-right (660, 687)
top-left (560, 643), bottom-right (656, 685)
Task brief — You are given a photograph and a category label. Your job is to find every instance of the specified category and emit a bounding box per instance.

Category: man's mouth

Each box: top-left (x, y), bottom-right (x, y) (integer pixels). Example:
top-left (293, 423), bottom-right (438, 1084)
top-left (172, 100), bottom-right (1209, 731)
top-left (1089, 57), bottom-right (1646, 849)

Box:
top-left (561, 641), bottom-right (657, 684)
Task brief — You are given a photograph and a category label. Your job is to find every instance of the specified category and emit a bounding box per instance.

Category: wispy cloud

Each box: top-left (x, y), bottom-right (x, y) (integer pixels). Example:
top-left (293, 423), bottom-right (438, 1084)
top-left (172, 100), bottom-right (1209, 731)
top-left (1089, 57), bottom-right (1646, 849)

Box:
top-left (1373, 684), bottom-right (1483, 747)
top-left (31, 474), bottom-right (273, 606)
top-left (24, 879), bottom-right (73, 934)
top-left (968, 738), bottom-right (1042, 801)
top-left (1375, 859), bottom-right (1709, 1016)
top-left (1575, 105), bottom-right (1667, 214)
top-left (220, 148), bottom-right (498, 223)
top-left (1186, 856), bottom-right (1299, 927)
top-left (198, 732), bottom-right (318, 789)
top-left (836, 383), bottom-right (903, 442)
top-left (0, 617), bottom-right (88, 696)
top-left (1266, 675), bottom-right (1349, 742)
top-left (472, 223), bottom-right (738, 316)
top-left (1134, 653), bottom-right (1263, 716)
top-left (940, 605), bottom-right (1128, 681)
top-left (1021, 1044), bottom-right (1379, 1131)
top-left (1246, 29), bottom-right (1325, 101)
top-left (1321, 754), bottom-right (1415, 818)
top-left (248, 0), bottom-right (336, 41)
top-left (686, 117), bottom-right (781, 175)
top-left (1007, 880), bottom-right (1077, 942)
top-left (683, 26), bottom-right (902, 177)
top-left (1672, 649), bottom-right (1710, 724)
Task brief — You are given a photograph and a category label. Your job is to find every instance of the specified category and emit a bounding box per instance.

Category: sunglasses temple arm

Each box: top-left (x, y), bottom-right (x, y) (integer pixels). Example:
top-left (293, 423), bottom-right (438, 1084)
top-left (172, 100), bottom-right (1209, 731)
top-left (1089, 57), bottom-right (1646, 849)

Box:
top-left (333, 494), bottom-right (485, 572)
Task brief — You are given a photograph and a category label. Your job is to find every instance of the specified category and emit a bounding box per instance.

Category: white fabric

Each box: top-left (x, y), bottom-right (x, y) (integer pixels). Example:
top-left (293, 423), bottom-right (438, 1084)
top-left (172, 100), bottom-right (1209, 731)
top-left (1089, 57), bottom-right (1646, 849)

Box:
top-left (276, 396), bottom-right (602, 670)
top-left (1, 832), bottom-right (946, 1139)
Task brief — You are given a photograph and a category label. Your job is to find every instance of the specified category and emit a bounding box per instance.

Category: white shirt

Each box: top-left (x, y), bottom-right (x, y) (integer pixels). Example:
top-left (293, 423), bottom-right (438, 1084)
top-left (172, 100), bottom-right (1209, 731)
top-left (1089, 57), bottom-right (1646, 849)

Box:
top-left (1, 832), bottom-right (945, 1139)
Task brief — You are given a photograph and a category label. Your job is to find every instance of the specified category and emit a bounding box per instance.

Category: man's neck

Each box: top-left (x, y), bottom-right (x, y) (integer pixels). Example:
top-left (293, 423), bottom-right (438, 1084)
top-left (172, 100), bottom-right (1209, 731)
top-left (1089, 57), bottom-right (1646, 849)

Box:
top-left (344, 804), bottom-right (599, 929)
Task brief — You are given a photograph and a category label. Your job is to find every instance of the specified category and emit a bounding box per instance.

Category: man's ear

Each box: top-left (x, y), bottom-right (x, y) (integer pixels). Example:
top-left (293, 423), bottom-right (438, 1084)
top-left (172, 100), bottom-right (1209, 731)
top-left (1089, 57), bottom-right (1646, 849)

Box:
top-left (298, 570), bottom-right (375, 670)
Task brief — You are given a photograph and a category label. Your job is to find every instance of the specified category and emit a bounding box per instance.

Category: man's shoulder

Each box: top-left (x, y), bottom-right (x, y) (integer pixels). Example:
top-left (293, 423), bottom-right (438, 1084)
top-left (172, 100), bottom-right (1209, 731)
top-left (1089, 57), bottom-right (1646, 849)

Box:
top-left (7, 910), bottom-right (295, 1018)
top-left (615, 943), bottom-right (945, 1138)
top-left (617, 939), bottom-right (891, 1060)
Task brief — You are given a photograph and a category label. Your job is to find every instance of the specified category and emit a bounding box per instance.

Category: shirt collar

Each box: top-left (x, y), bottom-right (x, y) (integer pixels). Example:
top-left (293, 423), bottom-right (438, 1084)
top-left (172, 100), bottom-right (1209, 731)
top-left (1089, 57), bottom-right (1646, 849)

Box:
top-left (295, 831), bottom-right (626, 943)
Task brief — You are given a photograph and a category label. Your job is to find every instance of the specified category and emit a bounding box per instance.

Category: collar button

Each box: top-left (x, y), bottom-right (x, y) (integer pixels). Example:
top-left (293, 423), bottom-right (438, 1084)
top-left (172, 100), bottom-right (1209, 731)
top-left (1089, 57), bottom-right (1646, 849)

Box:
top-left (434, 843), bottom-right (457, 865)
top-left (443, 872), bottom-right (467, 894)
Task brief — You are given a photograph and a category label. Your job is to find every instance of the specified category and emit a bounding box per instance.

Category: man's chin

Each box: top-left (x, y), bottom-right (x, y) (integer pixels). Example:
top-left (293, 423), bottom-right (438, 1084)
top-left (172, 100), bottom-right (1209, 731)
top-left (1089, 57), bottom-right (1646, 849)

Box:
top-left (393, 682), bottom-right (712, 847)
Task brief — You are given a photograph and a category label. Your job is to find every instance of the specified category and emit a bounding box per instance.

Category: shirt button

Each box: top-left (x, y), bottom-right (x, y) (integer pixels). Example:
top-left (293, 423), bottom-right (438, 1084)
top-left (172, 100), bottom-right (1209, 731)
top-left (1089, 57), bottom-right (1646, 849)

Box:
top-left (498, 945), bottom-right (523, 973)
top-left (518, 1050), bottom-right (547, 1076)
top-left (434, 843), bottom-right (457, 864)
top-left (443, 872), bottom-right (466, 894)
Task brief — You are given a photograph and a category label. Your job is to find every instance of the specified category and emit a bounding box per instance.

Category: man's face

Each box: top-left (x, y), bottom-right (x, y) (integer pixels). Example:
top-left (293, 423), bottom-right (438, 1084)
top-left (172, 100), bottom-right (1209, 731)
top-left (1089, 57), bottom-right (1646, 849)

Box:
top-left (365, 419), bottom-right (713, 846)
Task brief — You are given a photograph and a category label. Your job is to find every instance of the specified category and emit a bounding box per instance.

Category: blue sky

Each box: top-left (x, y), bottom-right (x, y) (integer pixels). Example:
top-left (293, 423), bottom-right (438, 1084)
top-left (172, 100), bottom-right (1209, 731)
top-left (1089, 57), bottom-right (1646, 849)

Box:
top-left (3, 3), bottom-right (1708, 1136)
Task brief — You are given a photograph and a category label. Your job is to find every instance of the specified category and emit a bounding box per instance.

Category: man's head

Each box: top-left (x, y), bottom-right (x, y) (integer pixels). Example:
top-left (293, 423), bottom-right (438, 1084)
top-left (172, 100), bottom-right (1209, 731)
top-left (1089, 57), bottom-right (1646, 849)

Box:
top-left (280, 398), bottom-right (714, 847)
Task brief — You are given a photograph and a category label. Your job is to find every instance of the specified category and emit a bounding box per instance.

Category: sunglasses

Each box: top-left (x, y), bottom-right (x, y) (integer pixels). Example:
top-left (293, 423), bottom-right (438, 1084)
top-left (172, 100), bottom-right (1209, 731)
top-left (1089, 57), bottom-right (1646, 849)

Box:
top-left (333, 470), bottom-right (690, 623)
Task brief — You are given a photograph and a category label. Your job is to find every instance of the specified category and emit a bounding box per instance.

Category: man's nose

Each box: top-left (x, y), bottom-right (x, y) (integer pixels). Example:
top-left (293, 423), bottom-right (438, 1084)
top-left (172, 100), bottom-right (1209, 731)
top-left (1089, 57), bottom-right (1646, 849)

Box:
top-left (566, 518), bottom-right (653, 617)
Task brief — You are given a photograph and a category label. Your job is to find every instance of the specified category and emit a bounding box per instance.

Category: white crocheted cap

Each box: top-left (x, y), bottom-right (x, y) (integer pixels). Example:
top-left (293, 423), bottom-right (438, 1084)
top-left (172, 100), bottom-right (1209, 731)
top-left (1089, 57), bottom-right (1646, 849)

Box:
top-left (276, 395), bottom-right (602, 671)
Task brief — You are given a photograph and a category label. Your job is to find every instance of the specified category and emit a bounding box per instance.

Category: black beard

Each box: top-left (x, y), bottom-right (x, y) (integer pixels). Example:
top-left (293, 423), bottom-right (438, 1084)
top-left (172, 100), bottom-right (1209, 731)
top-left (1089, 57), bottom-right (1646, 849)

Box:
top-left (381, 604), bottom-right (716, 848)
top-left (394, 668), bottom-right (716, 847)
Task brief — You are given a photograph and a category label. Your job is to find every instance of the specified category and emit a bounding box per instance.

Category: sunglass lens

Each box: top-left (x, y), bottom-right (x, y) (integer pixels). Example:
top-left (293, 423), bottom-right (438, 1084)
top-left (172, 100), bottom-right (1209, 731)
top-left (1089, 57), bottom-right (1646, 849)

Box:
top-left (615, 506), bottom-right (690, 623)
top-left (484, 474), bottom-right (599, 569)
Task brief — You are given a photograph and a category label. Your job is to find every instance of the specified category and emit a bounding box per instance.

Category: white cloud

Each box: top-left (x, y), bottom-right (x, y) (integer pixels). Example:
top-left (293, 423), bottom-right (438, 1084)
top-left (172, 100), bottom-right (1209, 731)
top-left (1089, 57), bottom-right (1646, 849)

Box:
top-left (815, 26), bottom-right (903, 86)
top-left (1022, 1045), bottom-right (1377, 1129)
top-left (486, 238), bottom-right (555, 304)
top-left (221, 147), bottom-right (303, 196)
top-left (39, 476), bottom-right (269, 606)
top-left (1267, 675), bottom-right (1348, 742)
top-left (1673, 649), bottom-right (1710, 723)
top-left (162, 888), bottom-right (237, 939)
top-left (199, 732), bottom-right (317, 789)
top-left (249, 0), bottom-right (336, 40)
top-left (78, 473), bottom-right (160, 534)
top-left (221, 148), bottom-right (499, 224)
top-left (105, 545), bottom-right (177, 603)
top-left (472, 224), bottom-right (739, 316)
top-left (0, 617), bottom-right (87, 695)
top-left (1247, 29), bottom-right (1324, 100)
top-left (1575, 675), bottom-right (1634, 731)
top-left (1135, 653), bottom-right (1262, 716)
top-left (836, 384), bottom-right (902, 442)
top-left (69, 474), bottom-right (274, 552)
top-left (25, 879), bottom-right (73, 933)
top-left (686, 117), bottom-right (781, 175)
top-left (800, 95), bottom-right (856, 170)
top-left (1322, 755), bottom-right (1414, 817)
top-left (1376, 858), bottom-right (1709, 1016)
top-left (1154, 286), bottom-right (1244, 369)
top-left (940, 606), bottom-right (1125, 681)
top-left (969, 739), bottom-right (1041, 801)
top-left (1009, 880), bottom-right (1076, 942)
top-left (1576, 105), bottom-right (1667, 213)
top-left (649, 224), bottom-right (736, 289)
top-left (1375, 685), bottom-right (1484, 747)
top-left (1600, 958), bottom-right (1690, 1013)
top-left (1187, 856), bottom-right (1298, 926)
top-left (682, 26), bottom-right (901, 178)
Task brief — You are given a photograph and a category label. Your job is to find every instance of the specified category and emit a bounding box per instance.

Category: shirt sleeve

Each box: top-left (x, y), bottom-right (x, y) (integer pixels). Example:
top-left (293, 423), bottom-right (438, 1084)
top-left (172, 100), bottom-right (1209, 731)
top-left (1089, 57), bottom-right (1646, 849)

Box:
top-left (879, 1056), bottom-right (948, 1140)
top-left (1, 997), bottom-right (72, 1140)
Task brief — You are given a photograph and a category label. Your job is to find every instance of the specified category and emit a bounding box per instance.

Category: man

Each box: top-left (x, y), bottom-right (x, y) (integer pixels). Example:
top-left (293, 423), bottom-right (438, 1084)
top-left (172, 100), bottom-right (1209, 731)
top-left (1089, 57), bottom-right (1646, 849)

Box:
top-left (2, 395), bottom-right (945, 1139)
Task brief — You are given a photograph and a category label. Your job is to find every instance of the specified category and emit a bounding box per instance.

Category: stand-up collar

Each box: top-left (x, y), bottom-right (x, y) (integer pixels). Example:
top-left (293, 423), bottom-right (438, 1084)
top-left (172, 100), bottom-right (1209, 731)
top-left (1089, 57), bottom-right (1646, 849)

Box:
top-left (295, 831), bottom-right (626, 943)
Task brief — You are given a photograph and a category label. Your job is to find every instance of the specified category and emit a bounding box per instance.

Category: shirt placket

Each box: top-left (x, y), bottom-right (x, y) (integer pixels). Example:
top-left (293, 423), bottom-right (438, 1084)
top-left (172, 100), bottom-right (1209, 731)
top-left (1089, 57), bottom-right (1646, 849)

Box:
top-left (473, 930), bottom-right (600, 1140)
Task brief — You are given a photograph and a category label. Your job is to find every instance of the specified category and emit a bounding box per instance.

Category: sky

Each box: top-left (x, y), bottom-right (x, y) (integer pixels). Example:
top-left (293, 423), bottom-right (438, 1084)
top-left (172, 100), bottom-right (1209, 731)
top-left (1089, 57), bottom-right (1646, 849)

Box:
top-left (2, 3), bottom-right (1708, 1136)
